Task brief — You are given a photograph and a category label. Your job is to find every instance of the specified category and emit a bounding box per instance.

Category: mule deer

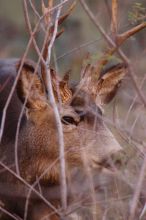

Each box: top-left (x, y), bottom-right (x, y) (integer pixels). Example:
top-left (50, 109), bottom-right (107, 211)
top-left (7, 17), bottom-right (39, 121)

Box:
top-left (0, 57), bottom-right (128, 220)
top-left (1, 1), bottom-right (146, 220)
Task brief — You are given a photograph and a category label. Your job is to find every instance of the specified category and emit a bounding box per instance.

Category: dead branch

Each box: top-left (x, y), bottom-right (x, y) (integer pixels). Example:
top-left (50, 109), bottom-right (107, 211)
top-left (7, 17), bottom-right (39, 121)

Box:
top-left (43, 3), bottom-right (68, 212)
top-left (128, 156), bottom-right (146, 220)
top-left (117, 22), bottom-right (146, 45)
top-left (0, 161), bottom-right (62, 217)
top-left (79, 0), bottom-right (146, 107)
top-left (111, 0), bottom-right (118, 37)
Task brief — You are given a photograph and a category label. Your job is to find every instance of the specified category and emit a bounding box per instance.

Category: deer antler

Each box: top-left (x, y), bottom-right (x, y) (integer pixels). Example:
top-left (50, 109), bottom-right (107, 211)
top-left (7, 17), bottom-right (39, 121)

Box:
top-left (41, 0), bottom-right (76, 104)
top-left (78, 0), bottom-right (146, 104)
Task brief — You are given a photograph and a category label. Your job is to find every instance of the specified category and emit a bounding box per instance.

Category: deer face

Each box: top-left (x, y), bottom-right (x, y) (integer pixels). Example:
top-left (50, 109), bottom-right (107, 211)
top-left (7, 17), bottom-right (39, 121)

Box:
top-left (16, 60), bottom-right (127, 183)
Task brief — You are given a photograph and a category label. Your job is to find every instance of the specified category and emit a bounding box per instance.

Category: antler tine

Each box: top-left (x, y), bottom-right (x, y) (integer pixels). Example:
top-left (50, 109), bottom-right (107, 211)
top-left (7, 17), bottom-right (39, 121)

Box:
top-left (78, 0), bottom-right (146, 101)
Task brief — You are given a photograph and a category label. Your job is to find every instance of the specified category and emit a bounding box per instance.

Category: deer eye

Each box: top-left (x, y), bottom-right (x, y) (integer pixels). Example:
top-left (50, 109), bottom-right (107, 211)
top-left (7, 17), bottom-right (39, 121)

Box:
top-left (61, 116), bottom-right (77, 125)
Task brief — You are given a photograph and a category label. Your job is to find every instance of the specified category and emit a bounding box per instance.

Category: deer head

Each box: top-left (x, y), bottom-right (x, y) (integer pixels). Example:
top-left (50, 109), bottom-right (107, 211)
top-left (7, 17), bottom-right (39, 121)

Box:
top-left (11, 57), bottom-right (128, 186)
top-left (0, 58), bottom-right (127, 220)
top-left (1, 0), bottom-right (146, 219)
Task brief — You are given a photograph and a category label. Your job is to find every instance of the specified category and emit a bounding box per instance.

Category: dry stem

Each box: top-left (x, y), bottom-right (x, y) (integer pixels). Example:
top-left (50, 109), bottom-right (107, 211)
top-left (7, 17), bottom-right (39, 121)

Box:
top-left (111, 0), bottom-right (118, 37)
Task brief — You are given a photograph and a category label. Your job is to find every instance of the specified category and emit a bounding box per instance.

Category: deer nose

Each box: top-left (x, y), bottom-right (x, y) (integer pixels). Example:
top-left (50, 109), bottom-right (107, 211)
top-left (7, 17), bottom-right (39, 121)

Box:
top-left (101, 150), bottom-right (127, 170)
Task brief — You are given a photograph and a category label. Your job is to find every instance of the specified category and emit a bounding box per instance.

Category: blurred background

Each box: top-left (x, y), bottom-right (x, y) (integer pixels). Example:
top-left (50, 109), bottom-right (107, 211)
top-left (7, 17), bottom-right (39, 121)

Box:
top-left (0, 1), bottom-right (146, 218)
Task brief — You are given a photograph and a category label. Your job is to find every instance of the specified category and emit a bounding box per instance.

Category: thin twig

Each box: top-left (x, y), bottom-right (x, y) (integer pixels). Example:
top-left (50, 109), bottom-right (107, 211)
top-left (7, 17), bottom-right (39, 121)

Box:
top-left (128, 155), bottom-right (146, 220)
top-left (0, 1), bottom-right (53, 143)
top-left (0, 205), bottom-right (22, 220)
top-left (0, 161), bottom-right (62, 217)
top-left (79, 0), bottom-right (146, 107)
top-left (0, 39), bottom-right (31, 143)
top-left (23, 0), bottom-right (69, 213)
top-left (29, 0), bottom-right (41, 19)
top-left (117, 22), bottom-right (146, 45)
top-left (56, 38), bottom-right (101, 61)
top-left (44, 1), bottom-right (68, 212)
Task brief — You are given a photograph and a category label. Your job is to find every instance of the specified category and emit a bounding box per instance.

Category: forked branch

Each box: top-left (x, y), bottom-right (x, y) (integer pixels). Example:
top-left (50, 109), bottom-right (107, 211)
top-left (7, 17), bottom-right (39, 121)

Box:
top-left (40, 1), bottom-right (75, 104)
top-left (23, 0), bottom-right (76, 214)
top-left (117, 22), bottom-right (146, 45)
top-left (23, 0), bottom-right (75, 104)
top-left (80, 0), bottom-right (146, 72)
top-left (79, 0), bottom-right (146, 105)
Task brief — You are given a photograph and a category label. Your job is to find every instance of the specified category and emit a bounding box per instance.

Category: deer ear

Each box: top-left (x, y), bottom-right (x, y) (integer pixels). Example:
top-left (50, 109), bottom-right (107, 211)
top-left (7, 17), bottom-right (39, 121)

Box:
top-left (96, 63), bottom-right (128, 104)
top-left (16, 60), bottom-right (48, 110)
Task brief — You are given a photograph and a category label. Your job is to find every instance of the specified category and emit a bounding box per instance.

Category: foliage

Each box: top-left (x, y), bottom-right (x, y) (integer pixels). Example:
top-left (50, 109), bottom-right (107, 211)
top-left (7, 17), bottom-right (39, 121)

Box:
top-left (128, 2), bottom-right (146, 25)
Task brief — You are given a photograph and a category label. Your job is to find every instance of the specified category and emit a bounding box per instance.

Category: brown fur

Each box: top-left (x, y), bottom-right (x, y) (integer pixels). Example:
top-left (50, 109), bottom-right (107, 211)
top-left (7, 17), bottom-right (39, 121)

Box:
top-left (0, 59), bottom-right (126, 219)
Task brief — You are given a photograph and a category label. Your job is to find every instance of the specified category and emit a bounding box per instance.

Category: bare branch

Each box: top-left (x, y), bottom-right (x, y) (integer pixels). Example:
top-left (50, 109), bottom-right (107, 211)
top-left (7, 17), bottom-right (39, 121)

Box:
top-left (80, 0), bottom-right (146, 108)
top-left (23, 0), bottom-right (72, 104)
top-left (111, 0), bottom-right (118, 36)
top-left (0, 205), bottom-right (22, 220)
top-left (80, 0), bottom-right (146, 74)
top-left (44, 5), bottom-right (68, 212)
top-left (24, 0), bottom-right (70, 213)
top-left (117, 22), bottom-right (146, 45)
top-left (128, 155), bottom-right (146, 220)
top-left (42, 0), bottom-right (53, 25)
top-left (0, 39), bottom-right (32, 143)
top-left (0, 161), bottom-right (62, 217)
top-left (57, 1), bottom-right (76, 26)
